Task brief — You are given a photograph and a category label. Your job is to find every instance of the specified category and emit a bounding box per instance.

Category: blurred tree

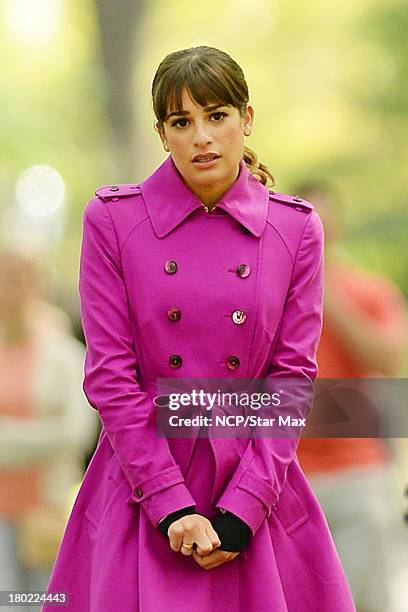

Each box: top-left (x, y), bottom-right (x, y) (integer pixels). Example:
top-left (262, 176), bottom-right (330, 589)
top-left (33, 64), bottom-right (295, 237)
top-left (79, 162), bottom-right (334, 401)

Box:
top-left (94, 0), bottom-right (147, 178)
top-left (1, 0), bottom-right (407, 297)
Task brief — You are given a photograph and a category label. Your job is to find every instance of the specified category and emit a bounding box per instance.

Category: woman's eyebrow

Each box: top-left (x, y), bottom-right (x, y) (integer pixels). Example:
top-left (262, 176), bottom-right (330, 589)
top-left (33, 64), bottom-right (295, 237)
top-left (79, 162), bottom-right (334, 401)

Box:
top-left (165, 103), bottom-right (226, 120)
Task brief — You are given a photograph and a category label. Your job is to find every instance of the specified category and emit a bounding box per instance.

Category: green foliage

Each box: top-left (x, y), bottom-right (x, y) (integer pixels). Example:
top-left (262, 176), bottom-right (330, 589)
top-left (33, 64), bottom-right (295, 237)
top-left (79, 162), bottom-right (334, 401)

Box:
top-left (1, 0), bottom-right (407, 297)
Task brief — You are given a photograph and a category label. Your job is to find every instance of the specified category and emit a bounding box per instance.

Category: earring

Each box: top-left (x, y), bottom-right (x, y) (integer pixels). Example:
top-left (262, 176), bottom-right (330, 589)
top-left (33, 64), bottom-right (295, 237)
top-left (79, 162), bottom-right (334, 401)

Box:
top-left (163, 141), bottom-right (169, 152)
top-left (244, 126), bottom-right (252, 136)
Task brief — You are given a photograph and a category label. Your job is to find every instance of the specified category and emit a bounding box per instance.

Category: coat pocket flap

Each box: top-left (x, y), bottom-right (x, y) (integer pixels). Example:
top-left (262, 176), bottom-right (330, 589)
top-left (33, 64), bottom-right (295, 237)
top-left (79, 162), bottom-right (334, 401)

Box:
top-left (236, 470), bottom-right (277, 509)
top-left (271, 480), bottom-right (309, 534)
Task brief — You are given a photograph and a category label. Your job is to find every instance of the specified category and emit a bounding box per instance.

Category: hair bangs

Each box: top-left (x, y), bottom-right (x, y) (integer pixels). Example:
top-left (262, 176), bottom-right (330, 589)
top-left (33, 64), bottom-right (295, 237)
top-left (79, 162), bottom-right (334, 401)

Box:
top-left (158, 61), bottom-right (243, 122)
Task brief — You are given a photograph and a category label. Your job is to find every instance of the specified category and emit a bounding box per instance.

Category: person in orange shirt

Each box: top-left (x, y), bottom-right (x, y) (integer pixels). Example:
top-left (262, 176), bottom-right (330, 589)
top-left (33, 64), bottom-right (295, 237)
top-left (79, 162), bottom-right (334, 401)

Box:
top-left (295, 180), bottom-right (408, 612)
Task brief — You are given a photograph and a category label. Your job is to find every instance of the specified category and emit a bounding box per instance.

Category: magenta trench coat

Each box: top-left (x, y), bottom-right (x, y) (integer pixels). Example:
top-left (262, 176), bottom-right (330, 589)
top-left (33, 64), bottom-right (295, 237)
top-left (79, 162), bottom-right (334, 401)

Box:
top-left (43, 156), bottom-right (355, 612)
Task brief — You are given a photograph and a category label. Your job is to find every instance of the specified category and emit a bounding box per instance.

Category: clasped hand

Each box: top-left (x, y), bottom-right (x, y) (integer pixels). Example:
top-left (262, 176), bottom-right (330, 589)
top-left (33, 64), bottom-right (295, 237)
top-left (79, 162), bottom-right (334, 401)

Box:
top-left (167, 513), bottom-right (240, 570)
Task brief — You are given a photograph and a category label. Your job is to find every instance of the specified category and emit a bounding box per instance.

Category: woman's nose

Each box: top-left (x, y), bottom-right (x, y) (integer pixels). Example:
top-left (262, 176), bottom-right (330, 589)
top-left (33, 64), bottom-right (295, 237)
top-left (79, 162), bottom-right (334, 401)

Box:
top-left (192, 122), bottom-right (213, 147)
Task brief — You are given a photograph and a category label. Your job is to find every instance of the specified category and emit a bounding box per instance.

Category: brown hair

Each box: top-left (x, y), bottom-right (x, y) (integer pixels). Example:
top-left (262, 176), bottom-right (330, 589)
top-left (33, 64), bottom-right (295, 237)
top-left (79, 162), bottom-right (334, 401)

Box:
top-left (151, 46), bottom-right (275, 187)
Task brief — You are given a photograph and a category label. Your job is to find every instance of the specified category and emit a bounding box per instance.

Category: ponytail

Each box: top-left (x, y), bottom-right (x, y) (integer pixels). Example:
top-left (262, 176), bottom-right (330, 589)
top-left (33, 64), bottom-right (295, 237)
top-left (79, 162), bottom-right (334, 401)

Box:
top-left (243, 145), bottom-right (275, 188)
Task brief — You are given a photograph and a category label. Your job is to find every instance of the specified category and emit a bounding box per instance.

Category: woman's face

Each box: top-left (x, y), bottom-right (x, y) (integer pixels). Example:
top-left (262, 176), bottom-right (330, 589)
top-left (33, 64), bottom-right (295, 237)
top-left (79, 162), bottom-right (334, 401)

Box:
top-left (158, 88), bottom-right (253, 201)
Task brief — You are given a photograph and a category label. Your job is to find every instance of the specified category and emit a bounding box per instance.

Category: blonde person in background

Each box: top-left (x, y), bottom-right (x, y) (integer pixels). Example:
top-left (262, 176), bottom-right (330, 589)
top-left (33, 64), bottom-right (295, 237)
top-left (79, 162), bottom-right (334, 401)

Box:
top-left (0, 249), bottom-right (97, 610)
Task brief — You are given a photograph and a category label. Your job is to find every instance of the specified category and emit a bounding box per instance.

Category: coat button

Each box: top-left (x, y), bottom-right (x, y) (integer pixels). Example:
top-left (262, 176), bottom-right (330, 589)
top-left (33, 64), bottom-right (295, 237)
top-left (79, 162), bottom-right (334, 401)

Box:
top-left (154, 395), bottom-right (170, 407)
top-left (219, 507), bottom-right (227, 514)
top-left (164, 260), bottom-right (178, 274)
top-left (226, 355), bottom-right (240, 370)
top-left (135, 487), bottom-right (143, 498)
top-left (236, 263), bottom-right (251, 278)
top-left (232, 309), bottom-right (247, 325)
top-left (167, 307), bottom-right (181, 321)
top-left (169, 354), bottom-right (182, 368)
top-left (109, 185), bottom-right (119, 191)
top-left (239, 224), bottom-right (251, 234)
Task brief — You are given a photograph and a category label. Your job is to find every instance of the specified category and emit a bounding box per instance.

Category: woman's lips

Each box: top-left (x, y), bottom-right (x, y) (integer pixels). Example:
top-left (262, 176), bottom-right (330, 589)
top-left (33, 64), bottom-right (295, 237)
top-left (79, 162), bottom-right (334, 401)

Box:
top-left (192, 154), bottom-right (221, 168)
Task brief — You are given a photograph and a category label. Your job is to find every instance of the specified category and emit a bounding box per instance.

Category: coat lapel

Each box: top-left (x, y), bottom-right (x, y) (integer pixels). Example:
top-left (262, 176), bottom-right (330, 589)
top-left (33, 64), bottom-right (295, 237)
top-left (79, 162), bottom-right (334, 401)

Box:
top-left (140, 155), bottom-right (269, 238)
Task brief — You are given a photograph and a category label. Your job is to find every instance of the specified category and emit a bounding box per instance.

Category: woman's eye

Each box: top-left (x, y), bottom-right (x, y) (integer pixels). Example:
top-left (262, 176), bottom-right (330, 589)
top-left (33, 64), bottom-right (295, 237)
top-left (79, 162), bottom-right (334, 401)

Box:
top-left (171, 118), bottom-right (189, 128)
top-left (211, 112), bottom-right (227, 121)
top-left (170, 112), bottom-right (227, 128)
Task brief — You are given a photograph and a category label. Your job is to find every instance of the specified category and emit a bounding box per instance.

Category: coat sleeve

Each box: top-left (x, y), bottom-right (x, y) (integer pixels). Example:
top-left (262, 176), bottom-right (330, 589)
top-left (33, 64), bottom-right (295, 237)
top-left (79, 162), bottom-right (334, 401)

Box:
top-left (214, 210), bottom-right (324, 536)
top-left (79, 196), bottom-right (196, 527)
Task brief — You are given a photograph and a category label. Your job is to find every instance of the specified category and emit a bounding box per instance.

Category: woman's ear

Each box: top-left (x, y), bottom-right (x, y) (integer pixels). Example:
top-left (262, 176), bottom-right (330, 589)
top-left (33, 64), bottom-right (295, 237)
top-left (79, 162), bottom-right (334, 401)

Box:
top-left (244, 104), bottom-right (254, 136)
top-left (155, 121), bottom-right (170, 152)
top-left (155, 120), bottom-right (164, 137)
top-left (155, 121), bottom-right (166, 145)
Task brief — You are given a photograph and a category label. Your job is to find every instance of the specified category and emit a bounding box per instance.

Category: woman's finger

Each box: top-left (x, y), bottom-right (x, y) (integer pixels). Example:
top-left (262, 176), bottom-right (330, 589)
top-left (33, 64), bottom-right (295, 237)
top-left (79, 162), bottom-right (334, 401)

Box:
top-left (168, 522), bottom-right (185, 552)
top-left (192, 549), bottom-right (240, 569)
top-left (207, 526), bottom-right (221, 550)
top-left (179, 524), bottom-right (195, 556)
top-left (195, 527), bottom-right (221, 556)
top-left (194, 530), bottom-right (215, 556)
top-left (180, 541), bottom-right (195, 556)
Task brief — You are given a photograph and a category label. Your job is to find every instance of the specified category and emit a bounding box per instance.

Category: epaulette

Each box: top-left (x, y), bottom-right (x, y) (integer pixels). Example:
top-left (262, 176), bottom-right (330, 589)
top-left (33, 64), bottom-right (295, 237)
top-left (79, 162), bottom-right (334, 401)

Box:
top-left (268, 190), bottom-right (314, 212)
top-left (94, 184), bottom-right (141, 202)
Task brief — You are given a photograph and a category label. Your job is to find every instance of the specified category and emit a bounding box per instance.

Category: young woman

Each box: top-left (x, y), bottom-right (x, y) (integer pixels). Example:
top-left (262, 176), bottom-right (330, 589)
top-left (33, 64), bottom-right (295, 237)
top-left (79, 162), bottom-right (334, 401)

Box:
top-left (43, 46), bottom-right (356, 611)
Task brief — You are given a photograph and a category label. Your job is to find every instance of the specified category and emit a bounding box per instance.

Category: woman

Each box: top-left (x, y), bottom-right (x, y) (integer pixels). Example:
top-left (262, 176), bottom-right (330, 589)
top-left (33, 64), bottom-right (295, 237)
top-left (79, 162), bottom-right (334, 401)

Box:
top-left (44, 46), bottom-right (356, 611)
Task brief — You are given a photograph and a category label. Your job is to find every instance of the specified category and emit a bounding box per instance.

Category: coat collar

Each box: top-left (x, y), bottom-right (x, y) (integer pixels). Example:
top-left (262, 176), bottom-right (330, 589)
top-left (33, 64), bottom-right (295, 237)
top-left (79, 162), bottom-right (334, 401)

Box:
top-left (139, 155), bottom-right (269, 238)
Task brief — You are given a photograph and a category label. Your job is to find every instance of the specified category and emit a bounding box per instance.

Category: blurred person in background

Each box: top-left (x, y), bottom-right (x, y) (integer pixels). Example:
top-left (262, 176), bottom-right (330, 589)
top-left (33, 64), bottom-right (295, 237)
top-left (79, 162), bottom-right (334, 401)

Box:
top-left (0, 249), bottom-right (97, 609)
top-left (295, 181), bottom-right (408, 612)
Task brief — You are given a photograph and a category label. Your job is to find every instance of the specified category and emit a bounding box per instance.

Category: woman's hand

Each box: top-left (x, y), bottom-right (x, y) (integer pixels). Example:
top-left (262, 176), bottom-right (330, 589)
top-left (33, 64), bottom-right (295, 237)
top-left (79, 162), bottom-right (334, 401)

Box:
top-left (167, 513), bottom-right (221, 557)
top-left (192, 548), bottom-right (240, 570)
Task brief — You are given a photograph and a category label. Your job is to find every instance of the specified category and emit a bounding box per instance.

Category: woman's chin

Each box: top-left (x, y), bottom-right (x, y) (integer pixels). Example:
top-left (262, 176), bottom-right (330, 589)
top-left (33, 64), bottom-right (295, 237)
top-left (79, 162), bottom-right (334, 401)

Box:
top-left (190, 166), bottom-right (227, 186)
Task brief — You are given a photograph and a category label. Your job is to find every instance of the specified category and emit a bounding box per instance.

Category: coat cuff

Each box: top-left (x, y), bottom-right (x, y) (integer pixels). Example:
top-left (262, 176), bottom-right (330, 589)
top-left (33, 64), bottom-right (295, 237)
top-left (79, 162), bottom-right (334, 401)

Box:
top-left (215, 468), bottom-right (278, 535)
top-left (211, 510), bottom-right (252, 552)
top-left (126, 465), bottom-right (196, 526)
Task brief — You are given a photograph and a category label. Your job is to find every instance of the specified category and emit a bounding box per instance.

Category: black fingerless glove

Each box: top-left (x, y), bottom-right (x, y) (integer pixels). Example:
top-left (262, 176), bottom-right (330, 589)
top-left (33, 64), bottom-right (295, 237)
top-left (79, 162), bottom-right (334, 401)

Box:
top-left (157, 506), bottom-right (196, 537)
top-left (211, 510), bottom-right (252, 552)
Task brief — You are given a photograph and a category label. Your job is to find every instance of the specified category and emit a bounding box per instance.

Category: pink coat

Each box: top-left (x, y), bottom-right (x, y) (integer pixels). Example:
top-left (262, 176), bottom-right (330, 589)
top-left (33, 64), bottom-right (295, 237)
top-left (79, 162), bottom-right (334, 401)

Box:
top-left (43, 156), bottom-right (355, 611)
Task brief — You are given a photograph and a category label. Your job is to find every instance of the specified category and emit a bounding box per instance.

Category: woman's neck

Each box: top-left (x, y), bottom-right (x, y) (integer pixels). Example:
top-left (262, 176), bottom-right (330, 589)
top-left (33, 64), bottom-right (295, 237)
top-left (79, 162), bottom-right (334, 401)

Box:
top-left (194, 185), bottom-right (224, 209)
top-left (185, 164), bottom-right (241, 209)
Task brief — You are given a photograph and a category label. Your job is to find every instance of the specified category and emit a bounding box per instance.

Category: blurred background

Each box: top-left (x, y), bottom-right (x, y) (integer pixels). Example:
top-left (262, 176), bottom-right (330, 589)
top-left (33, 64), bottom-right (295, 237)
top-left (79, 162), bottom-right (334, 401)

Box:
top-left (0, 0), bottom-right (407, 610)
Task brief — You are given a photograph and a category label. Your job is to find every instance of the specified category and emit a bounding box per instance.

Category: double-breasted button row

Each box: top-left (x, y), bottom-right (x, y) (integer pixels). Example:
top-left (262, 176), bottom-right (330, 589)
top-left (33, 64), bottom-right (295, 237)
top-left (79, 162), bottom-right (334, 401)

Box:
top-left (169, 354), bottom-right (240, 370)
top-left (164, 260), bottom-right (244, 370)
top-left (164, 258), bottom-right (181, 368)
top-left (166, 259), bottom-right (251, 278)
